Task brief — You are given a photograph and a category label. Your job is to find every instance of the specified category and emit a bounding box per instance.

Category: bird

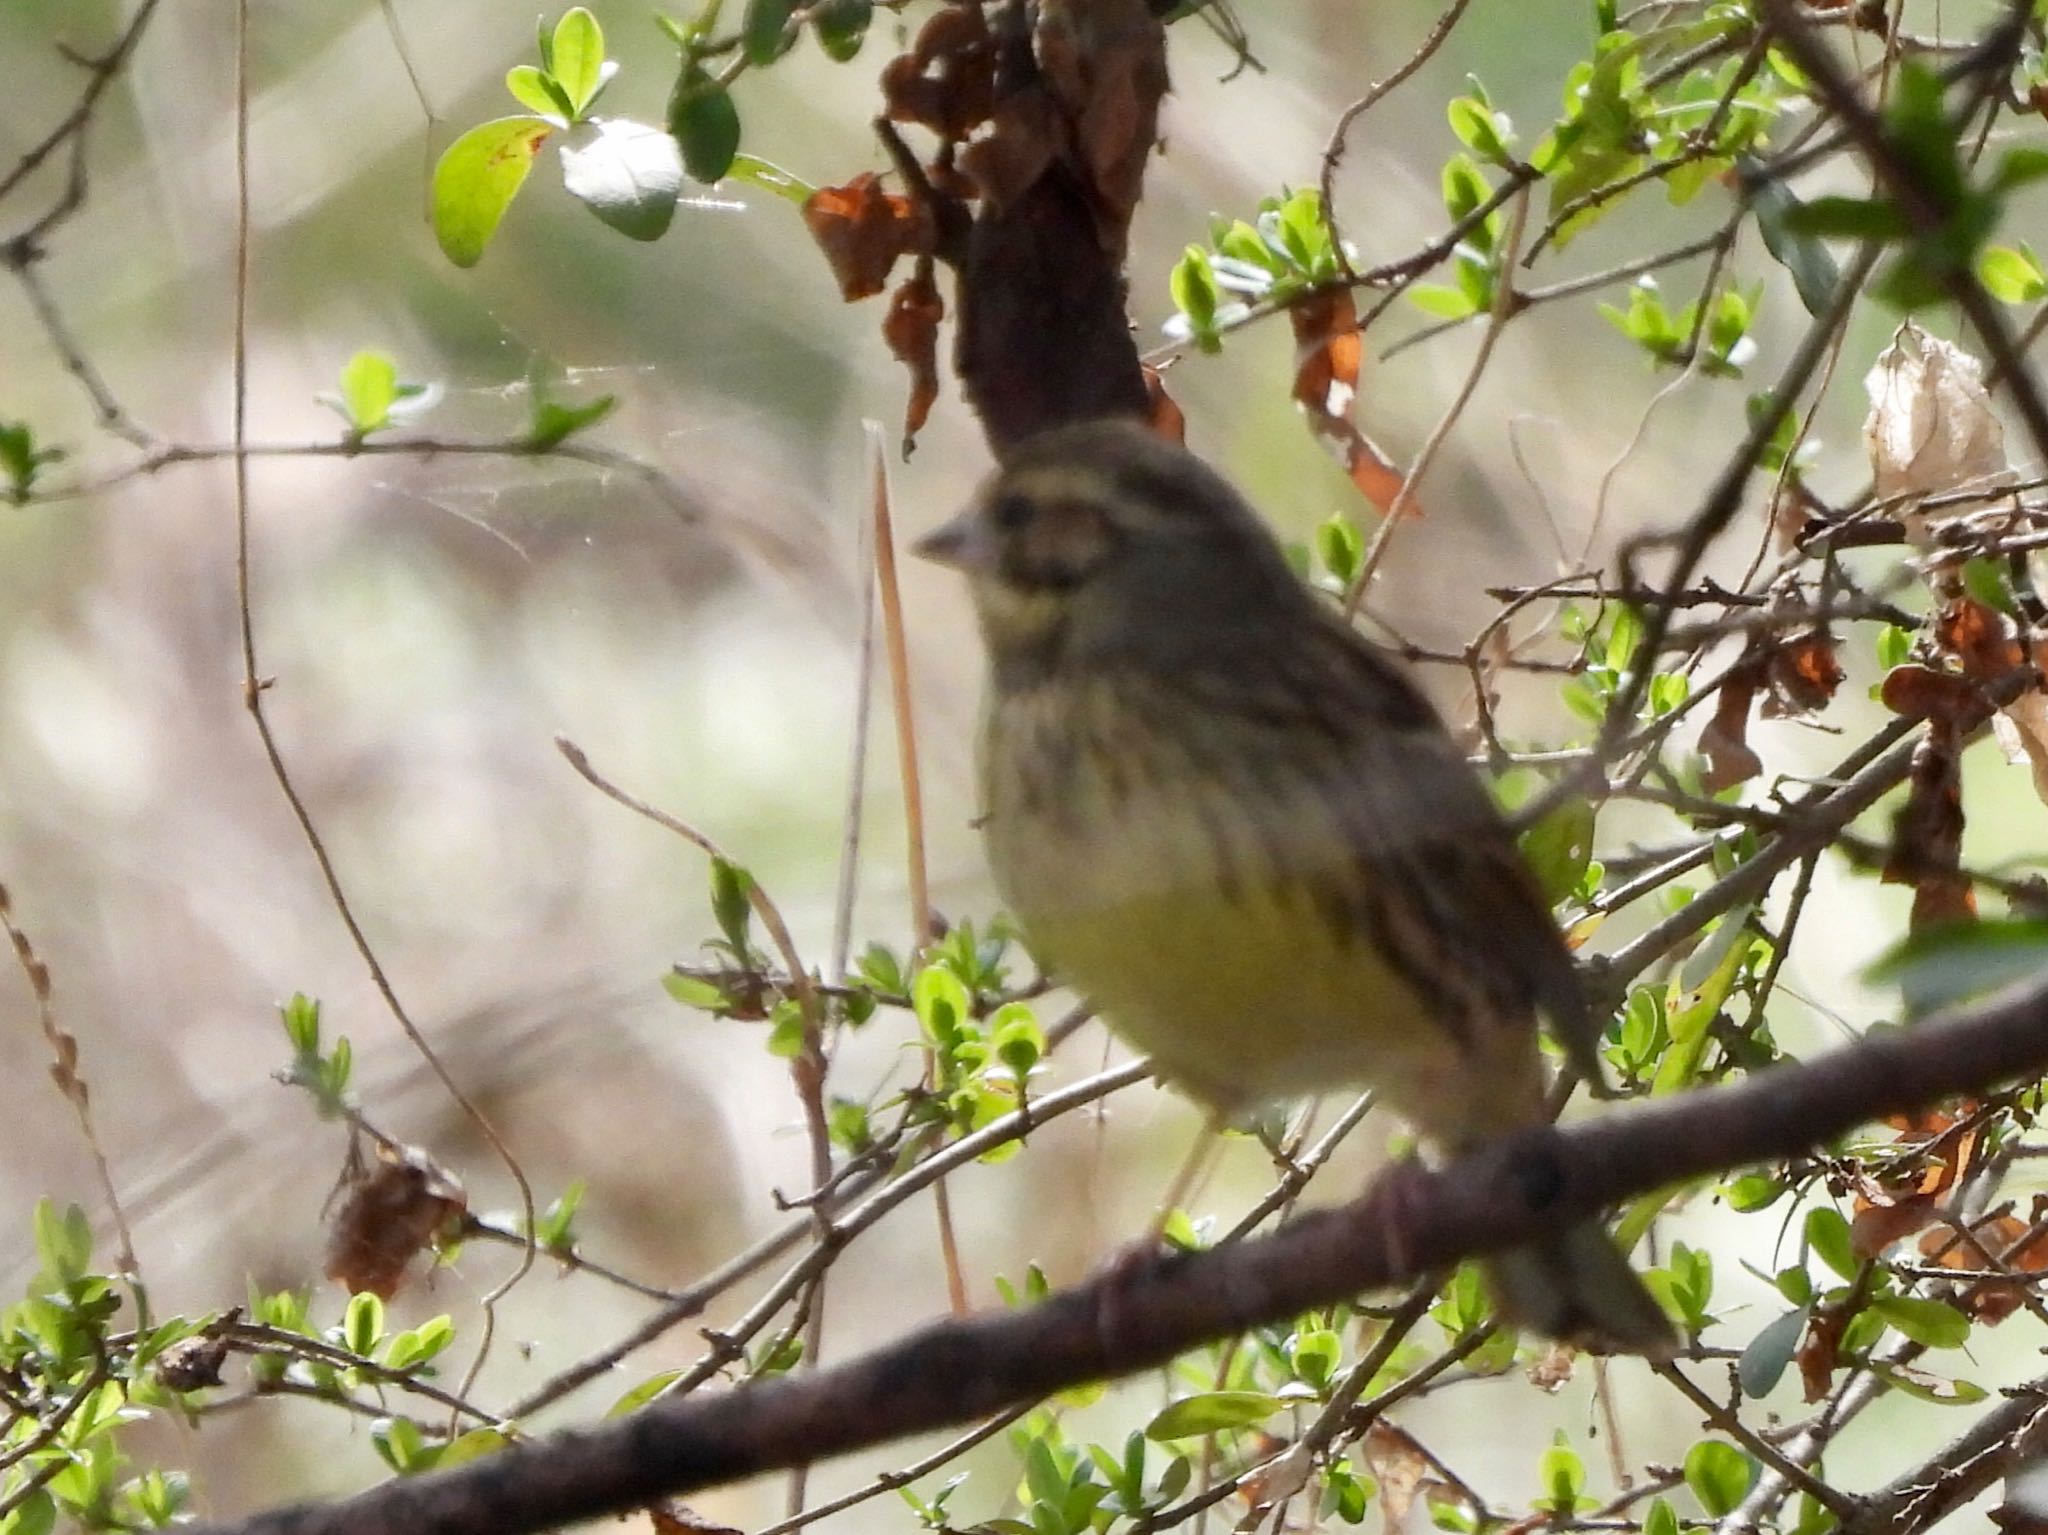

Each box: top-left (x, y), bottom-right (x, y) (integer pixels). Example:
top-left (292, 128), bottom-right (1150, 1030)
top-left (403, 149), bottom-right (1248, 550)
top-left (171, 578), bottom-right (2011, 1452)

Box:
top-left (913, 416), bottom-right (1675, 1357)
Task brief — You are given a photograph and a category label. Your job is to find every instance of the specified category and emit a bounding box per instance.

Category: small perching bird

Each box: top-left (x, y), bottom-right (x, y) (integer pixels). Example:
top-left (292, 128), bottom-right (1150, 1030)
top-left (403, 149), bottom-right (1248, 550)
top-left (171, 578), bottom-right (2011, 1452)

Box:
top-left (915, 418), bottom-right (1675, 1357)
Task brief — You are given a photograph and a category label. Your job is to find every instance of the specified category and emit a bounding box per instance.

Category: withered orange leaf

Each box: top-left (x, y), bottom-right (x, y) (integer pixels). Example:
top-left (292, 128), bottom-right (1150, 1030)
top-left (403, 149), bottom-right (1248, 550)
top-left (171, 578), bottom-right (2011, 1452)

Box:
top-left (324, 1143), bottom-right (466, 1300)
top-left (1700, 665), bottom-right (1763, 792)
top-left (1921, 1206), bottom-right (2048, 1325)
top-left (1143, 364), bottom-right (1185, 444)
top-left (1884, 720), bottom-right (1975, 931)
top-left (880, 5), bottom-right (995, 139)
top-left (1034, 0), bottom-right (1167, 251)
top-left (803, 173), bottom-right (933, 303)
top-left (1797, 1303), bottom-right (1847, 1403)
top-left (1937, 595), bottom-right (2025, 682)
top-left (882, 266), bottom-right (944, 450)
top-left (1851, 1191), bottom-right (1939, 1258)
top-left (1765, 630), bottom-right (1844, 716)
top-left (649, 1504), bottom-right (743, 1535)
top-left (1291, 290), bottom-right (1420, 517)
top-left (1879, 664), bottom-right (1984, 726)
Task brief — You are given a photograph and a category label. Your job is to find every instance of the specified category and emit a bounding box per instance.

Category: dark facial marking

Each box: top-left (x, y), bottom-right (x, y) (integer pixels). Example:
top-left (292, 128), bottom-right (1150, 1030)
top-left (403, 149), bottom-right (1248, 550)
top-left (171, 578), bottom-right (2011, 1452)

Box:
top-left (996, 495), bottom-right (1117, 591)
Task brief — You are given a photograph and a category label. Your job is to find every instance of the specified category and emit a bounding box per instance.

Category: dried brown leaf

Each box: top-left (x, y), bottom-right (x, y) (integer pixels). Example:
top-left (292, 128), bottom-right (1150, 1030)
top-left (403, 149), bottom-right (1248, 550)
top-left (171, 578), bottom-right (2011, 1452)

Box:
top-left (324, 1142), bottom-right (467, 1300)
top-left (880, 6), bottom-right (995, 138)
top-left (648, 1504), bottom-right (743, 1535)
top-left (1292, 291), bottom-right (1419, 517)
top-left (803, 173), bottom-right (933, 303)
top-left (1884, 720), bottom-right (1975, 931)
top-left (1033, 0), bottom-right (1167, 249)
top-left (1863, 321), bottom-right (2011, 541)
top-left (1143, 364), bottom-right (1185, 444)
top-left (1362, 1421), bottom-right (1430, 1534)
top-left (1763, 630), bottom-right (1844, 716)
top-left (1936, 596), bottom-right (2025, 683)
top-left (1878, 664), bottom-right (1985, 727)
top-left (1700, 666), bottom-right (1763, 791)
top-left (1851, 1190), bottom-right (1940, 1258)
top-left (883, 267), bottom-right (944, 448)
top-left (1797, 1303), bottom-right (1847, 1403)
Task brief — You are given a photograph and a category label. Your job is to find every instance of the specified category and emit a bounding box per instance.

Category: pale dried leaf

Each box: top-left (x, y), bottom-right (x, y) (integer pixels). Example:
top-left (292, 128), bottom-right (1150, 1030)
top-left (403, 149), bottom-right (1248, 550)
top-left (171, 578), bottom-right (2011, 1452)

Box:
top-left (1862, 321), bottom-right (2011, 542)
top-left (1993, 691), bottom-right (2048, 805)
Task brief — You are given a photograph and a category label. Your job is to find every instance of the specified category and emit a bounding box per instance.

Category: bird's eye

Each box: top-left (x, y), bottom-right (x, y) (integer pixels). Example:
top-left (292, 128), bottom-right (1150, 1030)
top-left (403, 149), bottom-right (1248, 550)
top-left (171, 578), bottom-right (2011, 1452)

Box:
top-left (989, 493), bottom-right (1034, 533)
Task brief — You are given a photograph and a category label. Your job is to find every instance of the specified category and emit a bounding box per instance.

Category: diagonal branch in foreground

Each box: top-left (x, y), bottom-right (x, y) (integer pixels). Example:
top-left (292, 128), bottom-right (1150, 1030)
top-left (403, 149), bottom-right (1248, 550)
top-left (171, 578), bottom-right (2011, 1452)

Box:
top-left (188, 972), bottom-right (2048, 1535)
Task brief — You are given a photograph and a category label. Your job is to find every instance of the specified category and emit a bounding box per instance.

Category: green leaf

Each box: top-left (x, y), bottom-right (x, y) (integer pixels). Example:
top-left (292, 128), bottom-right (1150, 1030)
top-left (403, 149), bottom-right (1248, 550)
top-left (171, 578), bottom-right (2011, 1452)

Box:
top-left (1170, 245), bottom-right (1221, 347)
top-left (1748, 169), bottom-right (1843, 316)
top-left (529, 391), bottom-right (616, 450)
top-left (507, 64), bottom-right (575, 120)
top-left (1870, 1294), bottom-right (1970, 1349)
top-left (1143, 1390), bottom-right (1282, 1441)
top-left (1407, 283), bottom-right (1478, 319)
top-left (333, 350), bottom-right (399, 435)
top-left (1448, 95), bottom-right (1513, 164)
top-left (663, 972), bottom-right (728, 1011)
top-left (33, 1199), bottom-right (92, 1288)
top-left (1805, 1207), bottom-right (1857, 1283)
top-left (1866, 918), bottom-right (2048, 1019)
top-left (0, 419), bottom-right (64, 502)
top-left (549, 8), bottom-right (608, 117)
top-left (1537, 1432), bottom-right (1586, 1513)
top-left (709, 856), bottom-right (754, 956)
top-left (1867, 1360), bottom-right (1988, 1404)
top-left (432, 116), bottom-right (554, 267)
top-left (608, 1369), bottom-right (683, 1415)
top-left (913, 964), bottom-right (972, 1050)
top-left (343, 1291), bottom-right (385, 1356)
top-left (1289, 1326), bottom-right (1342, 1390)
top-left (1737, 1307), bottom-right (1806, 1398)
top-left (812, 0), bottom-right (872, 61)
top-left (991, 1004), bottom-right (1043, 1079)
top-left (1723, 1173), bottom-right (1784, 1213)
top-left (437, 1428), bottom-right (511, 1469)
top-left (1783, 195), bottom-right (1908, 242)
top-left (560, 118), bottom-right (683, 241)
top-left (670, 66), bottom-right (742, 184)
top-left (1979, 243), bottom-right (2048, 304)
top-left (743, 0), bottom-right (798, 64)
top-left (1993, 144), bottom-right (2048, 194)
top-left (281, 992), bottom-right (322, 1055)
top-left (1643, 1499), bottom-right (1679, 1535)
top-left (1316, 514), bottom-right (1363, 586)
top-left (1519, 797), bottom-right (1596, 906)
top-left (727, 153), bottom-right (811, 203)
top-left (1683, 1440), bottom-right (1757, 1518)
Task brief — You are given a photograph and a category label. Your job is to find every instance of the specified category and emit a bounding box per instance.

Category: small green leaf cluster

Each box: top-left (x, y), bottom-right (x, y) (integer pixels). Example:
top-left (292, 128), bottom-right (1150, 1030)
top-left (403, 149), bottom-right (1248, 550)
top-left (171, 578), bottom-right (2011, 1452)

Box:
top-left (1557, 602), bottom-right (1689, 726)
top-left (277, 993), bottom-right (353, 1119)
top-left (0, 420), bottom-right (65, 504)
top-left (317, 351), bottom-right (440, 439)
top-left (1535, 8), bottom-right (1782, 250)
top-left (1782, 62), bottom-right (2048, 309)
top-left (1600, 277), bottom-right (1762, 376)
top-left (434, 1), bottom-right (863, 267)
top-left (1167, 189), bottom-right (1342, 351)
top-left (0, 1204), bottom-right (225, 1533)
top-left (1409, 144), bottom-right (1513, 321)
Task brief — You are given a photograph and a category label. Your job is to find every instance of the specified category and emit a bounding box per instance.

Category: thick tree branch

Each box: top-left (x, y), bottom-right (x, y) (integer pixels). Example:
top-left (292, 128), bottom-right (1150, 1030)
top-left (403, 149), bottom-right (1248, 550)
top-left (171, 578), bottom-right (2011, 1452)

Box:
top-left (187, 970), bottom-right (2048, 1535)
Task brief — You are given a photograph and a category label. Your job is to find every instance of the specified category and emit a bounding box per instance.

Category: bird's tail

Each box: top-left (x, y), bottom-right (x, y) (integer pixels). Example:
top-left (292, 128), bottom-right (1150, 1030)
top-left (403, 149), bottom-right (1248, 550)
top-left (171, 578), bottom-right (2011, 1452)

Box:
top-left (1483, 1220), bottom-right (1677, 1358)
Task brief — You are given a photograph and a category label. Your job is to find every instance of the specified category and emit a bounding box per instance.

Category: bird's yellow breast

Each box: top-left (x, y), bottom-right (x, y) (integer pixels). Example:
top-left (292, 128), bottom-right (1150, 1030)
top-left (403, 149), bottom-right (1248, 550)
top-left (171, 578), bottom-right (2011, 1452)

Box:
top-left (980, 678), bottom-right (1527, 1136)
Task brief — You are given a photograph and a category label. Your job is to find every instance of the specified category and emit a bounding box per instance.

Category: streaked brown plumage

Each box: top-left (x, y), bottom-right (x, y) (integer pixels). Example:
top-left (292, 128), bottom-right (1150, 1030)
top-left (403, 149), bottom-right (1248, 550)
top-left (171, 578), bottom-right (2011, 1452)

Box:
top-left (916, 419), bottom-right (1674, 1356)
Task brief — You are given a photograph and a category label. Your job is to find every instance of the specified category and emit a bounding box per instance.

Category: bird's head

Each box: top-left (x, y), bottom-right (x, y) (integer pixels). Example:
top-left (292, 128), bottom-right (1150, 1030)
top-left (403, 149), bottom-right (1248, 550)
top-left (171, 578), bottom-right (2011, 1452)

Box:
top-left (913, 419), bottom-right (1303, 675)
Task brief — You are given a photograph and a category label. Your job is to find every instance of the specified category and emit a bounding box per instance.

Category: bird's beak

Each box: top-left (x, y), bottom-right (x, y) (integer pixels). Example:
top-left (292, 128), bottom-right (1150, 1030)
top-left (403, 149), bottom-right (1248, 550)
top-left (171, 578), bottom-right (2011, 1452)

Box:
top-left (911, 511), bottom-right (992, 573)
